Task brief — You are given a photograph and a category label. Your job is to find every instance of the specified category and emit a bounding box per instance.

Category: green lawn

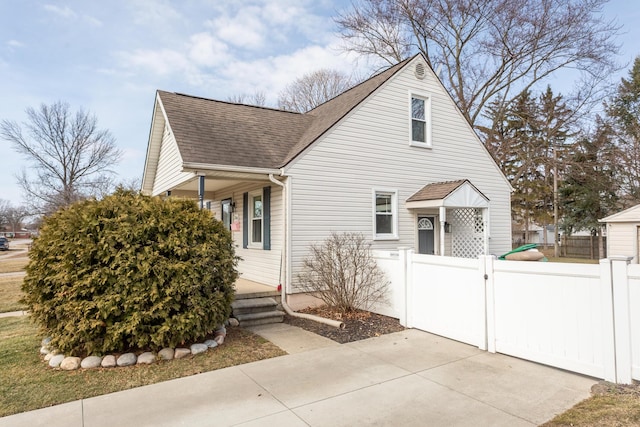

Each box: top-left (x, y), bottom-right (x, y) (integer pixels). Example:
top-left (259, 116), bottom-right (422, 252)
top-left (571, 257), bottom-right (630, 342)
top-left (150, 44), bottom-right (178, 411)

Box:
top-left (0, 317), bottom-right (286, 417)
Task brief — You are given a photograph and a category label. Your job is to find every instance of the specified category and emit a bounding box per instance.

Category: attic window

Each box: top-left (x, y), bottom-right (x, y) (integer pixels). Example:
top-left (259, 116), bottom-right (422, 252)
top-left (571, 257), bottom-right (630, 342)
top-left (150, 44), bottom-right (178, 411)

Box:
top-left (409, 91), bottom-right (432, 148)
top-left (415, 62), bottom-right (426, 80)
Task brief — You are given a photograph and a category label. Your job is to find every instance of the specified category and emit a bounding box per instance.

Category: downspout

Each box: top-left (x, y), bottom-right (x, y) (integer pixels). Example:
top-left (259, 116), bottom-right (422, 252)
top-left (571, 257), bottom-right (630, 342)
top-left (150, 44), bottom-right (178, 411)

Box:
top-left (269, 173), bottom-right (344, 329)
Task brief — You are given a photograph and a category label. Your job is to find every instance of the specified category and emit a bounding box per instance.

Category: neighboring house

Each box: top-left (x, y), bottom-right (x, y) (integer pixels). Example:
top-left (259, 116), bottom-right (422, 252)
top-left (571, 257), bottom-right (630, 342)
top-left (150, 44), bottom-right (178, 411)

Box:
top-left (141, 53), bottom-right (512, 307)
top-left (600, 204), bottom-right (640, 263)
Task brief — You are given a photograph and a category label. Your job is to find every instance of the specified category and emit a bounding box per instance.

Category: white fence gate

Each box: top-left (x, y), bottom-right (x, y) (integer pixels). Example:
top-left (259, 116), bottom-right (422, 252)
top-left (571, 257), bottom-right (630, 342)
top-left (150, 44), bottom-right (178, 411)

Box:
top-left (372, 249), bottom-right (639, 384)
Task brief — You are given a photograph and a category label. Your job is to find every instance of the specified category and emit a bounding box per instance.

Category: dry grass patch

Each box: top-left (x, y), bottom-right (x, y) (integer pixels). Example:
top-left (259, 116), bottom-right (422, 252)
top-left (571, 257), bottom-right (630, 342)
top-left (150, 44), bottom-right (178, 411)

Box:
top-left (0, 276), bottom-right (26, 313)
top-left (0, 257), bottom-right (29, 274)
top-left (542, 382), bottom-right (640, 426)
top-left (0, 317), bottom-right (286, 417)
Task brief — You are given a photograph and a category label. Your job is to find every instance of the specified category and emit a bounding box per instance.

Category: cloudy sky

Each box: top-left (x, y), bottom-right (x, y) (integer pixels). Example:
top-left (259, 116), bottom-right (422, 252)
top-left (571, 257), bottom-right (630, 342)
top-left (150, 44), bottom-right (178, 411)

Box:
top-left (1, 0), bottom-right (639, 206)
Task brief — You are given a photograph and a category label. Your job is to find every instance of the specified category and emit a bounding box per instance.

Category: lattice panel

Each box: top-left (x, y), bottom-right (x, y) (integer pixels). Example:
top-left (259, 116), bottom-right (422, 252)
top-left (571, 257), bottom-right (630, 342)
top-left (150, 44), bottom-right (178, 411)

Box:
top-left (450, 208), bottom-right (485, 258)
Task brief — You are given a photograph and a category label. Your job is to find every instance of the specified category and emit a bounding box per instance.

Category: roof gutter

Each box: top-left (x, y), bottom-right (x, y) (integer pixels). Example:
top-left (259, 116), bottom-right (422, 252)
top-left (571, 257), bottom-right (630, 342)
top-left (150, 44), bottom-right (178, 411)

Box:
top-left (183, 162), bottom-right (282, 176)
top-left (268, 173), bottom-right (344, 329)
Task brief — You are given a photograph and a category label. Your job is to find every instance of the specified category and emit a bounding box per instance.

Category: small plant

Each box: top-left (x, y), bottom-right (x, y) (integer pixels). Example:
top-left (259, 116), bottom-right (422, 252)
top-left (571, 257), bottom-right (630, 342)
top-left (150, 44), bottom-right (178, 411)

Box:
top-left (22, 189), bottom-right (238, 355)
top-left (297, 232), bottom-right (389, 313)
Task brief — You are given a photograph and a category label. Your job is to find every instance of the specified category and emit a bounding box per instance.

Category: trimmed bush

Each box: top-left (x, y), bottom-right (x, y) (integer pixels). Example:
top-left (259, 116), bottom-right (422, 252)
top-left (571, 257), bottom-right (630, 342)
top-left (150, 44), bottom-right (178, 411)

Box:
top-left (22, 189), bottom-right (238, 355)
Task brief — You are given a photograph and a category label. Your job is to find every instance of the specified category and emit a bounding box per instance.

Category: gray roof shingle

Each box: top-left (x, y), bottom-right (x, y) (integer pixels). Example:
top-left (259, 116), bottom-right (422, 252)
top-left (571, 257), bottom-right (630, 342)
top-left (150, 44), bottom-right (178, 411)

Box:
top-left (157, 56), bottom-right (414, 170)
top-left (406, 180), bottom-right (469, 202)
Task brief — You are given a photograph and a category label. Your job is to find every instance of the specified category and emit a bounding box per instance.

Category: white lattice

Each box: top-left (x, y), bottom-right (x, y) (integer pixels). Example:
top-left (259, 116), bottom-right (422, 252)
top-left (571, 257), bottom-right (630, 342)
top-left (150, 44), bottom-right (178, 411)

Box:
top-left (450, 208), bottom-right (485, 258)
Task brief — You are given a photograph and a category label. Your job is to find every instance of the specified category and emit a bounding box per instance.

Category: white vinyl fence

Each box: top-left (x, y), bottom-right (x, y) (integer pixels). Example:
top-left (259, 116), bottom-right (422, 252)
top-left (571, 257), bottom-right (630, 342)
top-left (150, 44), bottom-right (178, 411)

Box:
top-left (372, 249), bottom-right (639, 384)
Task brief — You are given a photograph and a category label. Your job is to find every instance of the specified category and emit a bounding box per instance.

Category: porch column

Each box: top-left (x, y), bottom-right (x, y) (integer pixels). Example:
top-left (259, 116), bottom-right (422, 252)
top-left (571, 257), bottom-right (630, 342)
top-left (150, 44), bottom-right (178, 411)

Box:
top-left (439, 206), bottom-right (446, 256)
top-left (198, 175), bottom-right (205, 209)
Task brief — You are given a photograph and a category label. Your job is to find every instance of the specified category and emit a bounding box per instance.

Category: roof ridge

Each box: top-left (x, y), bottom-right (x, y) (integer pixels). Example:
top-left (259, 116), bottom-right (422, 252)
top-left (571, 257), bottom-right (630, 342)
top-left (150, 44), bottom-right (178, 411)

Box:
top-left (161, 90), bottom-right (303, 115)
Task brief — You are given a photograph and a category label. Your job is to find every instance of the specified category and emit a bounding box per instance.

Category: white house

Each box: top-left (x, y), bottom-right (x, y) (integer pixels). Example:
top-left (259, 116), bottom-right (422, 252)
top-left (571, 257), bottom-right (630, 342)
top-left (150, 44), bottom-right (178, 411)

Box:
top-left (600, 204), bottom-right (640, 263)
top-left (141, 54), bottom-right (513, 307)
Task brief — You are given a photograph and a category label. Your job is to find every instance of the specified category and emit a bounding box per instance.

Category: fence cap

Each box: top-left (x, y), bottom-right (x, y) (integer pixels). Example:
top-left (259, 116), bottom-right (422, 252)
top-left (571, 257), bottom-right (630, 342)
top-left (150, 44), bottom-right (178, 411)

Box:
top-left (607, 255), bottom-right (634, 262)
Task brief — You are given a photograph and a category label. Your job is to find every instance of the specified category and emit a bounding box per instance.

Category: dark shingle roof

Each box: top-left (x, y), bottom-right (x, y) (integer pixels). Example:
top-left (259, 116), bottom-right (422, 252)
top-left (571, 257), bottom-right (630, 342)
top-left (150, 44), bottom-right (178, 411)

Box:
top-left (157, 56), bottom-right (414, 170)
top-left (406, 180), bottom-right (468, 202)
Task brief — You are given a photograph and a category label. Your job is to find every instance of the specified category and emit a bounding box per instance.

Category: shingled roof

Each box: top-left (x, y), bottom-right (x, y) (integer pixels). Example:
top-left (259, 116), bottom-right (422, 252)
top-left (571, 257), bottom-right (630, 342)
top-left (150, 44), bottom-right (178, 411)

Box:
top-left (407, 180), bottom-right (469, 202)
top-left (156, 55), bottom-right (414, 170)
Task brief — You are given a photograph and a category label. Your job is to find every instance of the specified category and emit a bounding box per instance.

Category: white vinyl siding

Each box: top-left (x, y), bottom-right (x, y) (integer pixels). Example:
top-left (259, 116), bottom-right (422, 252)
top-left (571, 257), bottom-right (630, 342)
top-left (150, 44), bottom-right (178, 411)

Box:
top-left (285, 56), bottom-right (511, 291)
top-left (151, 125), bottom-right (192, 196)
top-left (209, 182), bottom-right (283, 287)
top-left (606, 222), bottom-right (639, 263)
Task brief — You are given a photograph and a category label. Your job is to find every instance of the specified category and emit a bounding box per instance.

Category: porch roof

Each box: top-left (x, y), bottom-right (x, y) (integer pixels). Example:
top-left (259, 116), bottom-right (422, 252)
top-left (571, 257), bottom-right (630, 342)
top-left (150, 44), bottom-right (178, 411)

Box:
top-left (406, 179), bottom-right (489, 209)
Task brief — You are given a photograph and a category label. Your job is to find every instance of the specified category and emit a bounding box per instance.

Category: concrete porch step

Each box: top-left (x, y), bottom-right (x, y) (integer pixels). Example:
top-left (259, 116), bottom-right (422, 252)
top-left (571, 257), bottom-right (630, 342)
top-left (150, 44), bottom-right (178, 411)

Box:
top-left (231, 297), bottom-right (278, 315)
top-left (234, 310), bottom-right (285, 327)
top-left (234, 290), bottom-right (281, 300)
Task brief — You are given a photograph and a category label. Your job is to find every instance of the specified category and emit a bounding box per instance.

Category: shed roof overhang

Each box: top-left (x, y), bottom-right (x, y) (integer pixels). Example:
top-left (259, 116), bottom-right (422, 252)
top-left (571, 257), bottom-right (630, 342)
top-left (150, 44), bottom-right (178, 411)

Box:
top-left (406, 179), bottom-right (489, 209)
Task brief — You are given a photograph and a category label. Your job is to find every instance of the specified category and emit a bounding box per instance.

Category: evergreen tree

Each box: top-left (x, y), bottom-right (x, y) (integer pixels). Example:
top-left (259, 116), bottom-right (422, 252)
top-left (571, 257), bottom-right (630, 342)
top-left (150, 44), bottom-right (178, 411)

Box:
top-left (606, 56), bottom-right (640, 206)
top-left (560, 119), bottom-right (618, 255)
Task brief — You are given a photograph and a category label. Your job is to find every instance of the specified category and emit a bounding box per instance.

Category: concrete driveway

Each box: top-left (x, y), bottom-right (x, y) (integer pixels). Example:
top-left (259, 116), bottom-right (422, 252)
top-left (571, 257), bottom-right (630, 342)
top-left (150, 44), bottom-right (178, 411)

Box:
top-left (0, 327), bottom-right (596, 426)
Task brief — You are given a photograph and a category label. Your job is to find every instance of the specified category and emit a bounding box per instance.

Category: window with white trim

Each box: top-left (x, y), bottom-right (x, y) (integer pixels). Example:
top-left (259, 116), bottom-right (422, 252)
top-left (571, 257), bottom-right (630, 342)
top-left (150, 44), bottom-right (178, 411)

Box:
top-left (410, 92), bottom-right (431, 147)
top-left (373, 190), bottom-right (398, 239)
top-left (249, 192), bottom-right (262, 245)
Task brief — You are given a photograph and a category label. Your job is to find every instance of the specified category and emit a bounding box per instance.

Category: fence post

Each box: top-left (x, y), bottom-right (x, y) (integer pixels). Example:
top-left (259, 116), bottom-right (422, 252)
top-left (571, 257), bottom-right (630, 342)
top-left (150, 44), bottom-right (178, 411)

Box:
top-left (600, 258), bottom-right (616, 383)
top-left (397, 247), bottom-right (409, 327)
top-left (483, 255), bottom-right (496, 353)
top-left (611, 256), bottom-right (633, 384)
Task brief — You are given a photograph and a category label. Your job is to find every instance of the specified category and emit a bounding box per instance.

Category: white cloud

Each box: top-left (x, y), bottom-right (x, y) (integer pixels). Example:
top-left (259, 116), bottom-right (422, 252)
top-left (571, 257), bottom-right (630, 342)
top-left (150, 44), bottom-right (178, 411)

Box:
top-left (117, 48), bottom-right (191, 77)
top-left (209, 7), bottom-right (266, 50)
top-left (43, 4), bottom-right (77, 19)
top-left (188, 33), bottom-right (229, 67)
top-left (7, 40), bottom-right (24, 48)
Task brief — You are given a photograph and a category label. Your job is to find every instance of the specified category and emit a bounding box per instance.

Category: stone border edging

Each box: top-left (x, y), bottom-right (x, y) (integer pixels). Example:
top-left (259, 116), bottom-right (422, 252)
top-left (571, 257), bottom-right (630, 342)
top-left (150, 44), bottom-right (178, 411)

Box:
top-left (40, 319), bottom-right (239, 370)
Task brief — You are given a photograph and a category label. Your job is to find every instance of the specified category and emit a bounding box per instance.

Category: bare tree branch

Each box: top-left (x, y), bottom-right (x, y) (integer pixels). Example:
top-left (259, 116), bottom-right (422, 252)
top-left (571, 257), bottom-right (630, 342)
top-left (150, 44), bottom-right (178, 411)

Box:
top-left (336, 0), bottom-right (621, 127)
top-left (0, 101), bottom-right (122, 215)
top-left (278, 69), bottom-right (359, 112)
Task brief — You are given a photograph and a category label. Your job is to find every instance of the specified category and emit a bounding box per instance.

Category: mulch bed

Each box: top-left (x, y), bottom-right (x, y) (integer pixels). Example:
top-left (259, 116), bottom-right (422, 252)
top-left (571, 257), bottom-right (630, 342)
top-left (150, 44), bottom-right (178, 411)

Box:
top-left (283, 306), bottom-right (405, 344)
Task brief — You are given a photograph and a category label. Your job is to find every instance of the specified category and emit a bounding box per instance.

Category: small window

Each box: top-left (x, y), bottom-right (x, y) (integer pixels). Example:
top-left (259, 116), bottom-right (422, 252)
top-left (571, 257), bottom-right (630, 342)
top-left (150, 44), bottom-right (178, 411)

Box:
top-left (412, 97), bottom-right (426, 142)
top-left (251, 194), bottom-right (262, 244)
top-left (373, 190), bottom-right (398, 240)
top-left (410, 92), bottom-right (431, 148)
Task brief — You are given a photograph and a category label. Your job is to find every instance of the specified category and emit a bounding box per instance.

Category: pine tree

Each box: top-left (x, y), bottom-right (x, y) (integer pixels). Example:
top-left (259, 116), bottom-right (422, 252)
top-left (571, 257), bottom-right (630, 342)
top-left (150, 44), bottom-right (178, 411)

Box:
top-left (606, 56), bottom-right (640, 206)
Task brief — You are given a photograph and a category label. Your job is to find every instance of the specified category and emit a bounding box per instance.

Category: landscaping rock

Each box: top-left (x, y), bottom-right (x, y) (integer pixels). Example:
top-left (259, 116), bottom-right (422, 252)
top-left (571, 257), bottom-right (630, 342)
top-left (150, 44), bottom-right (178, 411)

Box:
top-left (40, 346), bottom-right (50, 355)
top-left (81, 356), bottom-right (103, 369)
top-left (49, 354), bottom-right (65, 368)
top-left (190, 343), bottom-right (208, 355)
top-left (214, 335), bottom-right (225, 345)
top-left (174, 348), bottom-right (191, 359)
top-left (137, 352), bottom-right (156, 365)
top-left (228, 318), bottom-right (239, 327)
top-left (60, 357), bottom-right (81, 371)
top-left (158, 348), bottom-right (174, 360)
top-left (204, 339), bottom-right (218, 349)
top-left (41, 337), bottom-right (52, 347)
top-left (44, 353), bottom-right (54, 362)
top-left (117, 353), bottom-right (137, 367)
top-left (101, 355), bottom-right (117, 368)
top-left (214, 326), bottom-right (227, 336)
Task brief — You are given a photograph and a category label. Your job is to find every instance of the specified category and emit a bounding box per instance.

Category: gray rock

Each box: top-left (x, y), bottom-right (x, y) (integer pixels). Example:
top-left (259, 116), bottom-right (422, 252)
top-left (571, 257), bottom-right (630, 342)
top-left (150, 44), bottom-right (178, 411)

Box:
top-left (44, 353), bottom-right (54, 362)
top-left (60, 357), bottom-right (81, 371)
top-left (41, 336), bottom-right (52, 347)
top-left (190, 343), bottom-right (208, 355)
top-left (81, 356), bottom-right (103, 369)
top-left (40, 346), bottom-right (50, 355)
top-left (214, 325), bottom-right (227, 336)
top-left (117, 353), bottom-right (137, 367)
top-left (204, 339), bottom-right (218, 349)
top-left (158, 348), bottom-right (174, 360)
top-left (174, 348), bottom-right (191, 359)
top-left (228, 318), bottom-right (239, 327)
top-left (137, 352), bottom-right (156, 365)
top-left (49, 354), bottom-right (65, 368)
top-left (214, 335), bottom-right (225, 345)
top-left (101, 355), bottom-right (117, 368)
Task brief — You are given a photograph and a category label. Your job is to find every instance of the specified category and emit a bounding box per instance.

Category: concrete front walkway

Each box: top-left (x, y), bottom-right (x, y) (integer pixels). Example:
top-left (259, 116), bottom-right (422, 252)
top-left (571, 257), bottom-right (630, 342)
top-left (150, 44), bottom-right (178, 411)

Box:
top-left (0, 327), bottom-right (596, 427)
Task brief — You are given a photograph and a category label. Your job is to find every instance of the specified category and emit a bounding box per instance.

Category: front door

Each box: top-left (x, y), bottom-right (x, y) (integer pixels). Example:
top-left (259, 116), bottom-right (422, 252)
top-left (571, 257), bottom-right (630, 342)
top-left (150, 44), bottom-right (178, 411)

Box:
top-left (418, 216), bottom-right (435, 254)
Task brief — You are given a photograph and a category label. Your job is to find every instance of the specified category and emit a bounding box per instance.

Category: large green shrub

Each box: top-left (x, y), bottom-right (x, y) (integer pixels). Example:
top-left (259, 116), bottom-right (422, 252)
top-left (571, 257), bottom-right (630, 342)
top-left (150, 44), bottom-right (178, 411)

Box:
top-left (23, 189), bottom-right (238, 355)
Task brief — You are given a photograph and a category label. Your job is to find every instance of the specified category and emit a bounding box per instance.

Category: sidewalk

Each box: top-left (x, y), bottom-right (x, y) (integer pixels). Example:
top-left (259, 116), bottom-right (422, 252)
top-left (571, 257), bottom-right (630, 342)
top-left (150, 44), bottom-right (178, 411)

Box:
top-left (0, 325), bottom-right (596, 427)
